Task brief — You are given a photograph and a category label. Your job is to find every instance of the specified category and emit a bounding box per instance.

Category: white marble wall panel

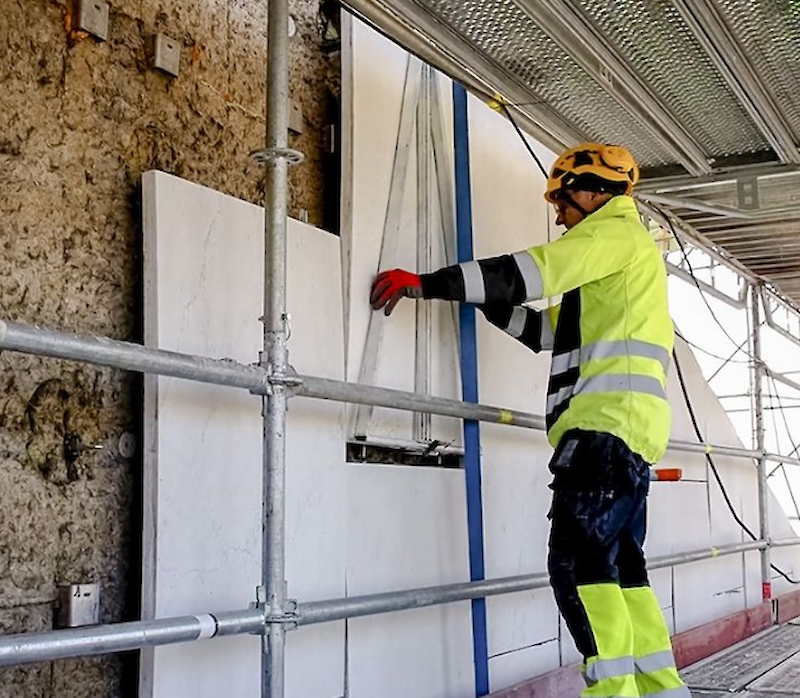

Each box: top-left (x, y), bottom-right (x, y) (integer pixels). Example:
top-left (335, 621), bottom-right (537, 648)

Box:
top-left (142, 171), bottom-right (345, 698)
top-left (649, 568), bottom-right (676, 636)
top-left (348, 606), bottom-right (475, 698)
top-left (344, 463), bottom-right (474, 697)
top-left (489, 638), bottom-right (561, 692)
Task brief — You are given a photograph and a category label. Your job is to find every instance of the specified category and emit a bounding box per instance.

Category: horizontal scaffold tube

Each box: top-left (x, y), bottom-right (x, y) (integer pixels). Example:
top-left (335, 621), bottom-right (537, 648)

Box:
top-left (0, 319), bottom-right (796, 465)
top-left (0, 608), bottom-right (265, 668)
top-left (295, 540), bottom-right (770, 626)
top-left (0, 540), bottom-right (784, 667)
top-left (770, 537), bottom-right (800, 548)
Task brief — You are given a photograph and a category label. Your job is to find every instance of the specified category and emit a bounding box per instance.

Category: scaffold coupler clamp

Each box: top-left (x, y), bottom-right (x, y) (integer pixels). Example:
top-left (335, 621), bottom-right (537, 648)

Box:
top-left (252, 586), bottom-right (299, 632)
top-left (260, 362), bottom-right (302, 397)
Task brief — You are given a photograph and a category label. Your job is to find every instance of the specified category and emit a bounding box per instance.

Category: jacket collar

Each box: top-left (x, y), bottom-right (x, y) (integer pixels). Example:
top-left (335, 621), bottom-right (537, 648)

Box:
top-left (580, 195), bottom-right (639, 224)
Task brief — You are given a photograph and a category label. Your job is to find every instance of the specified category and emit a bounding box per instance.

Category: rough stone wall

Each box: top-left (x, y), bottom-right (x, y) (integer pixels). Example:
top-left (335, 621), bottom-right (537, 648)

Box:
top-left (0, 0), bottom-right (336, 695)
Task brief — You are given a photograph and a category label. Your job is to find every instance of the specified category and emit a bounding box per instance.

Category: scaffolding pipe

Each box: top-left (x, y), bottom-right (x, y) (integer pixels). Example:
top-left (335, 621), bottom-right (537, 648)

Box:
top-left (261, 0), bottom-right (292, 695)
top-left (752, 284), bottom-right (772, 600)
top-left (0, 539), bottom-right (784, 669)
top-left (3, 321), bottom-right (798, 467)
top-left (770, 537), bottom-right (800, 548)
top-left (767, 453), bottom-right (800, 466)
top-left (296, 540), bottom-right (769, 626)
top-left (299, 374), bottom-right (545, 429)
top-left (0, 608), bottom-right (265, 668)
top-left (0, 320), bottom-right (271, 393)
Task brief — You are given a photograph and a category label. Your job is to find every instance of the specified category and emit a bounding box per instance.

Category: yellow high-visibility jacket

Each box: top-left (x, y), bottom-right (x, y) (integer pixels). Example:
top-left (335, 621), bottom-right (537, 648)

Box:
top-left (421, 195), bottom-right (673, 464)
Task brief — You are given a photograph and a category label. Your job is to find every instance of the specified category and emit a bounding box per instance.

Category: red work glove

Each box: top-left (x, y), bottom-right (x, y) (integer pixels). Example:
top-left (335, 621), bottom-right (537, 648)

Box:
top-left (370, 269), bottom-right (423, 316)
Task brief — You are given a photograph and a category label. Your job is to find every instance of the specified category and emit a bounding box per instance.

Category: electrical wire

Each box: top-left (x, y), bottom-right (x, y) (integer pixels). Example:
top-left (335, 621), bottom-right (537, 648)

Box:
top-left (653, 205), bottom-right (756, 361)
top-left (768, 373), bottom-right (800, 461)
top-left (653, 208), bottom-right (800, 577)
top-left (637, 206), bottom-right (800, 582)
top-left (675, 330), bottom-right (750, 365)
top-left (766, 386), bottom-right (800, 520)
top-left (673, 349), bottom-right (800, 584)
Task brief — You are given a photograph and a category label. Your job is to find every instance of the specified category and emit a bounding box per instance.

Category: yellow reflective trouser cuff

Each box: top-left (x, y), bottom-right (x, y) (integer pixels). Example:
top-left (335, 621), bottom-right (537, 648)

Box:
top-left (636, 674), bottom-right (691, 698)
top-left (577, 584), bottom-right (638, 698)
top-left (622, 587), bottom-right (689, 698)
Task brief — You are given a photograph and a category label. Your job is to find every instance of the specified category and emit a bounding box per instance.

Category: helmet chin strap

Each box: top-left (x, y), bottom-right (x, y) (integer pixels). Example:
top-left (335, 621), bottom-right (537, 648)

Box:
top-left (559, 189), bottom-right (613, 220)
top-left (559, 190), bottom-right (590, 218)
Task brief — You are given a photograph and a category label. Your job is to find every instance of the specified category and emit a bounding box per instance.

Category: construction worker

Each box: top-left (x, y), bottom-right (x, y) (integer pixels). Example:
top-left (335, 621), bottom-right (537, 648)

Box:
top-left (370, 143), bottom-right (689, 698)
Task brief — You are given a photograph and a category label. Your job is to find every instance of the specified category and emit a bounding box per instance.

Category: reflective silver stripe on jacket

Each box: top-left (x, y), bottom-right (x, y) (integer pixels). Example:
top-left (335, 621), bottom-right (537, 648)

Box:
top-left (505, 306), bottom-right (527, 338)
top-left (546, 385), bottom-right (575, 414)
top-left (583, 339), bottom-right (671, 373)
top-left (551, 349), bottom-right (581, 376)
top-left (540, 312), bottom-right (555, 350)
top-left (634, 650), bottom-right (677, 675)
top-left (546, 374), bottom-right (667, 415)
top-left (512, 250), bottom-right (544, 301)
top-left (550, 340), bottom-right (670, 378)
top-left (583, 656), bottom-right (636, 685)
top-left (576, 374), bottom-right (667, 400)
top-left (460, 261), bottom-right (486, 304)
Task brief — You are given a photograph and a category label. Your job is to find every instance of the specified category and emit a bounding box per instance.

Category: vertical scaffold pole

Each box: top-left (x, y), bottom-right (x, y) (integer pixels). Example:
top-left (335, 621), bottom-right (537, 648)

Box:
top-left (751, 283), bottom-right (771, 601)
top-left (262, 0), bottom-right (291, 695)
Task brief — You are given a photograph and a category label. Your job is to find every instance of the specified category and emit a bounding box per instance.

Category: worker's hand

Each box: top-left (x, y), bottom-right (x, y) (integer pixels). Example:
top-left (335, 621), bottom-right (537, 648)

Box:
top-left (370, 269), bottom-right (423, 316)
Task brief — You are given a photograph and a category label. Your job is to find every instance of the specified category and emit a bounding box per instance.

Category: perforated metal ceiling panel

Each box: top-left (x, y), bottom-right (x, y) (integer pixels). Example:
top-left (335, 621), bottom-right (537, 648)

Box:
top-left (347, 0), bottom-right (800, 307)
top-left (577, 0), bottom-right (769, 157)
top-left (717, 0), bottom-right (800, 141)
top-left (420, 0), bottom-right (677, 167)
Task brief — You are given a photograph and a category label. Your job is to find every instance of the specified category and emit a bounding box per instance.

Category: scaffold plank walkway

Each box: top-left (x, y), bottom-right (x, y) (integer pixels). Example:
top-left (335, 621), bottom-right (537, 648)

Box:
top-left (683, 621), bottom-right (800, 698)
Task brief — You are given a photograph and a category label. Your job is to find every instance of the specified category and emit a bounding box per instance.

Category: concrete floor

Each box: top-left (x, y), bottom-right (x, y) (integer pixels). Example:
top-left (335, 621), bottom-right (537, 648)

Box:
top-left (681, 621), bottom-right (800, 698)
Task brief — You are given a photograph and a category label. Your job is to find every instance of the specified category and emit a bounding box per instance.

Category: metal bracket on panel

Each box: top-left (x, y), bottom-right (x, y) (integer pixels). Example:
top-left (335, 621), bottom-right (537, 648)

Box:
top-left (148, 34), bottom-right (181, 78)
top-left (74, 0), bottom-right (109, 41)
top-left (737, 177), bottom-right (760, 210)
top-left (55, 583), bottom-right (100, 628)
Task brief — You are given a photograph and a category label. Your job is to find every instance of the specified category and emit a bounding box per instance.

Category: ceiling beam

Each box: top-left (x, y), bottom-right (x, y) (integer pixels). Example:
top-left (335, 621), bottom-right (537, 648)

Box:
top-left (639, 192), bottom-right (800, 221)
top-left (696, 219), bottom-right (800, 233)
top-left (713, 236), bottom-right (800, 249)
top-left (640, 163), bottom-right (800, 192)
top-left (639, 201), bottom-right (759, 282)
top-left (512, 0), bottom-right (712, 175)
top-left (671, 0), bottom-right (800, 164)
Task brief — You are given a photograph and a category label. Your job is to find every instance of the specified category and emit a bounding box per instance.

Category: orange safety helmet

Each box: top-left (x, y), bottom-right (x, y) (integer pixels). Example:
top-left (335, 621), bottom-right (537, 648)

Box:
top-left (545, 143), bottom-right (639, 203)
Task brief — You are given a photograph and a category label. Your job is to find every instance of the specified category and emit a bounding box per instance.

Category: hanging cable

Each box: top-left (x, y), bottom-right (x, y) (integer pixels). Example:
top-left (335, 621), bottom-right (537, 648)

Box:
top-left (499, 103), bottom-right (548, 178)
top-left (673, 349), bottom-right (800, 584)
top-left (675, 330), bottom-right (750, 365)
top-left (768, 373), bottom-right (800, 461)
top-left (653, 205), bottom-right (755, 361)
top-left (654, 212), bottom-right (800, 582)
